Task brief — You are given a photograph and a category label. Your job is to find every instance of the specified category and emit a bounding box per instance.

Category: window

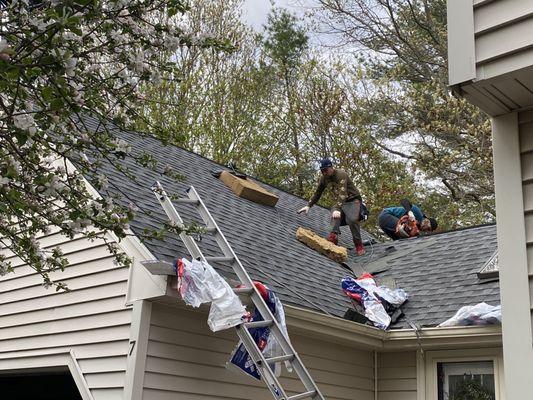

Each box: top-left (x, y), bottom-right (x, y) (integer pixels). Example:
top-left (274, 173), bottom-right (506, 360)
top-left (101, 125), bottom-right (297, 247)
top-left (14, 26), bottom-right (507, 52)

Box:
top-left (437, 361), bottom-right (495, 400)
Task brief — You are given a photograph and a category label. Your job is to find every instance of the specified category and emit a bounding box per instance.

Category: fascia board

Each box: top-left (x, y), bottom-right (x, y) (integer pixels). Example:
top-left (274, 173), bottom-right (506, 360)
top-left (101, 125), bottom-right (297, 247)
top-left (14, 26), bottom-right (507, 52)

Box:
top-left (285, 305), bottom-right (502, 351)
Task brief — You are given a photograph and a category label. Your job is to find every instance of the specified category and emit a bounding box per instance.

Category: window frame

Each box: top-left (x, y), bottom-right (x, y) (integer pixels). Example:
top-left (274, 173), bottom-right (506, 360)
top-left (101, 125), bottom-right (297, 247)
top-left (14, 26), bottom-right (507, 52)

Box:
top-left (423, 348), bottom-right (505, 400)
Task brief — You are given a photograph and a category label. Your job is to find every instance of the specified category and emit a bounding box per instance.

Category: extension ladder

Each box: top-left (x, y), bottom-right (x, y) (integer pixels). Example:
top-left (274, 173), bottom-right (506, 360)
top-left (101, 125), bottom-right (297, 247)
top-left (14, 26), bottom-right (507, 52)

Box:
top-left (150, 182), bottom-right (325, 400)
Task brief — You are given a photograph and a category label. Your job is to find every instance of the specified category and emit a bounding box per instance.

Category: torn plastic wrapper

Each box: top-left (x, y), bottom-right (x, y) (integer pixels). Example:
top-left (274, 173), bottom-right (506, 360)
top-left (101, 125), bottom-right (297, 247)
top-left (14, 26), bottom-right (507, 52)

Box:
top-left (177, 258), bottom-right (247, 332)
top-left (228, 282), bottom-right (292, 380)
top-left (342, 273), bottom-right (407, 330)
top-left (438, 302), bottom-right (501, 327)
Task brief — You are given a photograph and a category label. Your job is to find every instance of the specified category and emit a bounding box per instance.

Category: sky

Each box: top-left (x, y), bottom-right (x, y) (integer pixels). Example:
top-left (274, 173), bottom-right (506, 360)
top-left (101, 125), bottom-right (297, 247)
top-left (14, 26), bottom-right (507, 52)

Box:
top-left (241, 0), bottom-right (315, 32)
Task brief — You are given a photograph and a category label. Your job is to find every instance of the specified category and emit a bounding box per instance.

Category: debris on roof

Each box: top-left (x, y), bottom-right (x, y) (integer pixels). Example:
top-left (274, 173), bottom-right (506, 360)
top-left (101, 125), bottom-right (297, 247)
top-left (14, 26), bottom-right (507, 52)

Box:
top-left (219, 170), bottom-right (279, 207)
top-left (296, 227), bottom-right (347, 263)
top-left (438, 302), bottom-right (501, 327)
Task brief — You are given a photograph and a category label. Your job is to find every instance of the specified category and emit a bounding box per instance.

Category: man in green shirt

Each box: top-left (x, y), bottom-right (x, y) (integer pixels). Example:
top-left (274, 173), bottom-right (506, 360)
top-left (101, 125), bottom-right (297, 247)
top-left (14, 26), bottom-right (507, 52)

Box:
top-left (298, 158), bottom-right (366, 256)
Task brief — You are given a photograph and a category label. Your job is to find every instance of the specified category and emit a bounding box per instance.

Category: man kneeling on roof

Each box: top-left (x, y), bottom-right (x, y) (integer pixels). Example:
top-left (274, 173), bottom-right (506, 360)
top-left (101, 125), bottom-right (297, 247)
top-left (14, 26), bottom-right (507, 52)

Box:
top-left (378, 199), bottom-right (437, 240)
top-left (298, 158), bottom-right (366, 256)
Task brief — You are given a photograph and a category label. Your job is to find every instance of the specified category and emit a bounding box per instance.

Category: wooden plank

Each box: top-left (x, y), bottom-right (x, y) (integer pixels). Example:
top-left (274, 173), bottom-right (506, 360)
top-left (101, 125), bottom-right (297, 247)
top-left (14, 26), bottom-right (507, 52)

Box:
top-left (219, 171), bottom-right (278, 207)
top-left (296, 227), bottom-right (347, 263)
top-left (0, 281), bottom-right (127, 317)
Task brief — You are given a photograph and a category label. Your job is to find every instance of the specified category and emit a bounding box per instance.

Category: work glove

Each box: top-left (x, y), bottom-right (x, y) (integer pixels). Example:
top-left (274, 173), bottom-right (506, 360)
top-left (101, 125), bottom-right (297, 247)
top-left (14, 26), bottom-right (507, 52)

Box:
top-left (332, 210), bottom-right (341, 219)
top-left (297, 205), bottom-right (310, 215)
top-left (407, 211), bottom-right (415, 222)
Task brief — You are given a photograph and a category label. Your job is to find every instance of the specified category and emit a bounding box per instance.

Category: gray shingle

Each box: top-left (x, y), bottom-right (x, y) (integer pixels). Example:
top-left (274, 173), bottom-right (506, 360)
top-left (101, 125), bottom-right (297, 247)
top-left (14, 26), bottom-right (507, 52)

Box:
top-left (87, 121), bottom-right (500, 329)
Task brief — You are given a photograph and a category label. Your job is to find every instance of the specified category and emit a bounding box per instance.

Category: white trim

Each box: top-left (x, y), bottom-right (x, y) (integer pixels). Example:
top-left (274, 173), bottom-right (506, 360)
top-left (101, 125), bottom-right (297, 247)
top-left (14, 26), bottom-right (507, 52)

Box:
top-left (0, 349), bottom-right (94, 400)
top-left (416, 349), bottom-right (426, 400)
top-left (284, 304), bottom-right (502, 350)
top-left (123, 300), bottom-right (152, 400)
top-left (424, 348), bottom-right (505, 400)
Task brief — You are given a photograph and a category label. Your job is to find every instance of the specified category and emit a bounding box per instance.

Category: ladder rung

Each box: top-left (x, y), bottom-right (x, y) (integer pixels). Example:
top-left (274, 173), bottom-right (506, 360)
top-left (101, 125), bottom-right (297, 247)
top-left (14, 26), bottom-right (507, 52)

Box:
top-left (205, 256), bottom-right (235, 263)
top-left (288, 390), bottom-right (317, 400)
top-left (205, 227), bottom-right (217, 234)
top-left (174, 198), bottom-right (200, 205)
top-left (265, 354), bottom-right (295, 364)
top-left (243, 320), bottom-right (273, 329)
top-left (233, 286), bottom-right (254, 295)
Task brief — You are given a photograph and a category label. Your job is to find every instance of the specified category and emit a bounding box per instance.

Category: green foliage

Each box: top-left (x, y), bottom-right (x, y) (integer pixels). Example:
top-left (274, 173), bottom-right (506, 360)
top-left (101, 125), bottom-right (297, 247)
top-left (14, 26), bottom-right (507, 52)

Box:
top-left (450, 379), bottom-right (494, 400)
top-left (317, 0), bottom-right (495, 228)
top-left (0, 0), bottom-right (223, 288)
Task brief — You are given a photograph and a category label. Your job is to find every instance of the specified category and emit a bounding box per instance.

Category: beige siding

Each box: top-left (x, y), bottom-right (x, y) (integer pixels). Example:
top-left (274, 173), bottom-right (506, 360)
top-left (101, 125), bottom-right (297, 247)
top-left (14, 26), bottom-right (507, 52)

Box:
top-left (519, 110), bottom-right (533, 323)
top-left (473, 0), bottom-right (533, 77)
top-left (0, 230), bottom-right (132, 400)
top-left (142, 303), bottom-right (375, 400)
top-left (377, 351), bottom-right (417, 400)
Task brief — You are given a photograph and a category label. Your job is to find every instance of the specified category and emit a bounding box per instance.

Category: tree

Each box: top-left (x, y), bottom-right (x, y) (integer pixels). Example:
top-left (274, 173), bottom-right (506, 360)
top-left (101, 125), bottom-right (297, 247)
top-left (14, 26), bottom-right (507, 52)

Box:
top-left (0, 0), bottom-right (228, 288)
top-left (316, 0), bottom-right (494, 227)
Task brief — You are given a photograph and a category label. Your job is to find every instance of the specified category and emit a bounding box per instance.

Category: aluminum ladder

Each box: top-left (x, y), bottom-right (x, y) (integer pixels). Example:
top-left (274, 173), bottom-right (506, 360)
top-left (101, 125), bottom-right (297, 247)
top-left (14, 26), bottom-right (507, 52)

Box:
top-left (151, 181), bottom-right (325, 400)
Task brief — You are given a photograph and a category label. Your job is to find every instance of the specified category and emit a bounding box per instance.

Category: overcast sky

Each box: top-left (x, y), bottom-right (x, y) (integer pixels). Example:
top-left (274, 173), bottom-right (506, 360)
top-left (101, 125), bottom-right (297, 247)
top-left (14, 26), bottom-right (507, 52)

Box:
top-left (241, 0), bottom-right (315, 31)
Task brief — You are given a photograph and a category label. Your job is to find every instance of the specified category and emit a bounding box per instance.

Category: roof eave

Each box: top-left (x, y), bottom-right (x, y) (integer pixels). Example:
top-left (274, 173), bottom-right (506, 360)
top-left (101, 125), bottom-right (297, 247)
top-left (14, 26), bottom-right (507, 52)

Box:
top-left (285, 305), bottom-right (503, 351)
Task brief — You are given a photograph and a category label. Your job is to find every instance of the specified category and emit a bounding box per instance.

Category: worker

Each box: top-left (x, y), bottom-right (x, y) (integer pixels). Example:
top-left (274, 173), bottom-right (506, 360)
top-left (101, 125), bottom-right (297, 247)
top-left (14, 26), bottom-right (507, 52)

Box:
top-left (378, 199), bottom-right (437, 240)
top-left (297, 158), bottom-right (366, 256)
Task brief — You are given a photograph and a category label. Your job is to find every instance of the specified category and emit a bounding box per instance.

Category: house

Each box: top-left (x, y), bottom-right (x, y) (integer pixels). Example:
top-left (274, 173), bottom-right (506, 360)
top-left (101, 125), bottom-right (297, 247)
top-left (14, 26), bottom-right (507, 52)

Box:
top-left (447, 0), bottom-right (533, 397)
top-left (0, 126), bottom-right (504, 400)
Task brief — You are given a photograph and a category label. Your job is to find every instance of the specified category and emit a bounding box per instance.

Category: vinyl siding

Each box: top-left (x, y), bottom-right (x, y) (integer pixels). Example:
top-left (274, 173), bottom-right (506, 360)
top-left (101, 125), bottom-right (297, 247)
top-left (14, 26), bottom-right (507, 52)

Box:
top-left (519, 110), bottom-right (533, 329)
top-left (0, 229), bottom-right (132, 400)
top-left (142, 302), bottom-right (375, 400)
top-left (473, 0), bottom-right (533, 78)
top-left (377, 351), bottom-right (417, 400)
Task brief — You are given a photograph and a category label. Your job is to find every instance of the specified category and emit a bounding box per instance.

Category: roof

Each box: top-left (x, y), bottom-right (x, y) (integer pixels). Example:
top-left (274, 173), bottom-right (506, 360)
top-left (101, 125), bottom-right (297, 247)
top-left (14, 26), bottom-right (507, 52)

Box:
top-left (89, 121), bottom-right (500, 330)
top-left (347, 224), bottom-right (500, 328)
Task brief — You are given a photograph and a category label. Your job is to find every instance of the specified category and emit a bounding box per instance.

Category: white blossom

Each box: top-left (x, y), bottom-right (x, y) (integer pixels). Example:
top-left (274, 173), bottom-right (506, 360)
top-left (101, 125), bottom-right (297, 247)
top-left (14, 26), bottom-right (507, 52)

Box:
top-left (13, 113), bottom-right (37, 135)
top-left (64, 57), bottom-right (78, 77)
top-left (97, 174), bottom-right (109, 190)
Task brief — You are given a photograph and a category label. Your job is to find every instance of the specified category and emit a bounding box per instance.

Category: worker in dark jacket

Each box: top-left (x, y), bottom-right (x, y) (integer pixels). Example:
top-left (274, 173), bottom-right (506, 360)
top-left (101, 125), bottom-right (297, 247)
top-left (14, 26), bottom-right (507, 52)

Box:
top-left (378, 199), bottom-right (437, 240)
top-left (298, 158), bottom-right (366, 256)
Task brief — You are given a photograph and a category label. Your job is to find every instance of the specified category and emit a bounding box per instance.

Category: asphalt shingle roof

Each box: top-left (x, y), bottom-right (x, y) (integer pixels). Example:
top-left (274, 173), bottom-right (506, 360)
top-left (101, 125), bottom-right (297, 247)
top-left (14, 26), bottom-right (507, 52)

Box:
top-left (90, 122), bottom-right (500, 329)
top-left (347, 224), bottom-right (500, 328)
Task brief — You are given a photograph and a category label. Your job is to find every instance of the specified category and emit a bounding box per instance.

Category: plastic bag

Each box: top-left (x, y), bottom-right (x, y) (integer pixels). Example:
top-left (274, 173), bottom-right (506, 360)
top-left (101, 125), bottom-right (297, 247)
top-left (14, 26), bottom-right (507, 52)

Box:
top-left (178, 258), bottom-right (246, 332)
top-left (342, 275), bottom-right (391, 330)
top-left (229, 282), bottom-right (291, 379)
top-left (438, 302), bottom-right (501, 327)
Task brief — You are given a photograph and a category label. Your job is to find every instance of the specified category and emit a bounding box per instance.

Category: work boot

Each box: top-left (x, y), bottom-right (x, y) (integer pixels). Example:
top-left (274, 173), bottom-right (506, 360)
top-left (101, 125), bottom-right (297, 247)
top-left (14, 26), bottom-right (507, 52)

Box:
top-left (327, 232), bottom-right (338, 245)
top-left (355, 242), bottom-right (366, 256)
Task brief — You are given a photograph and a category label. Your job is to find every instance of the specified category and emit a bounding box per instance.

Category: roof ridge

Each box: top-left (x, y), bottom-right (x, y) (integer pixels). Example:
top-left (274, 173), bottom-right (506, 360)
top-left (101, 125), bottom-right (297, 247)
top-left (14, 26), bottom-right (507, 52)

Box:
top-left (124, 130), bottom-right (328, 208)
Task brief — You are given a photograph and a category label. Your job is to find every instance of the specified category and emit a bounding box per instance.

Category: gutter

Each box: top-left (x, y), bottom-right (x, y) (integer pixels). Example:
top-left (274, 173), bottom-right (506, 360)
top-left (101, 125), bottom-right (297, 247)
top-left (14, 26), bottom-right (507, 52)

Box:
top-left (284, 304), bottom-right (502, 350)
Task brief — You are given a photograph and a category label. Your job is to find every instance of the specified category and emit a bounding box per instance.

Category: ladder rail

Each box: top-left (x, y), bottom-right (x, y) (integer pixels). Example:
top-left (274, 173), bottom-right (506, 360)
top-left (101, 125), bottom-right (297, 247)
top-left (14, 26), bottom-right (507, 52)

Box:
top-left (152, 182), bottom-right (325, 400)
top-left (186, 186), bottom-right (324, 399)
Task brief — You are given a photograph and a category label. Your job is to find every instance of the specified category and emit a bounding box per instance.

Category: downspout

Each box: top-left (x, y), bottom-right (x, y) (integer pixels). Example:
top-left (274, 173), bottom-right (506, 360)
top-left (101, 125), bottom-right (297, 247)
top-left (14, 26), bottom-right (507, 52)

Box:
top-left (374, 350), bottom-right (378, 400)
